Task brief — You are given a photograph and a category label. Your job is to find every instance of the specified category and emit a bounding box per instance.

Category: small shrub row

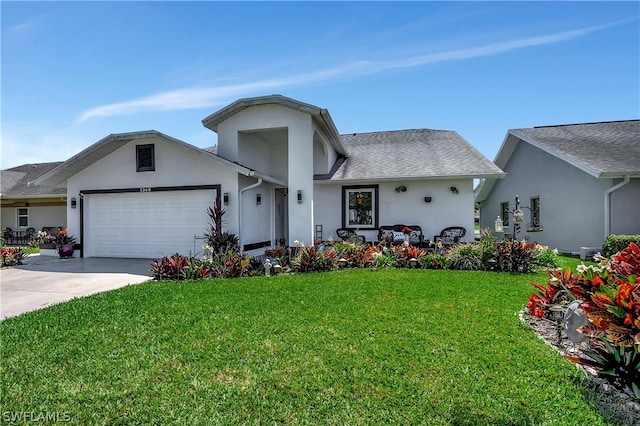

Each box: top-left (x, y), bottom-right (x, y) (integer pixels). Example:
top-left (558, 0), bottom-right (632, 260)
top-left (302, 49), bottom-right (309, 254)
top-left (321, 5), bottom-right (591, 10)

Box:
top-left (151, 252), bottom-right (255, 280)
top-left (527, 242), bottom-right (640, 399)
top-left (151, 233), bottom-right (559, 280)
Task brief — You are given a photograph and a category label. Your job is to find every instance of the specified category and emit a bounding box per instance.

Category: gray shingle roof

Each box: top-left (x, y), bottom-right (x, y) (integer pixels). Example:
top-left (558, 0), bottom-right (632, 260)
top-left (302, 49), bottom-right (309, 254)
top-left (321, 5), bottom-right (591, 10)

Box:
top-left (511, 120), bottom-right (640, 177)
top-left (1, 162), bottom-right (66, 197)
top-left (319, 129), bottom-right (505, 181)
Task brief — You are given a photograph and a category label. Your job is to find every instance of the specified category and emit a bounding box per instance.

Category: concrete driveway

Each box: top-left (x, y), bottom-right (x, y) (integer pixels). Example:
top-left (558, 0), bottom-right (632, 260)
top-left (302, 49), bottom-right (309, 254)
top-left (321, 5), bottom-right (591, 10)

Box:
top-left (1, 254), bottom-right (154, 320)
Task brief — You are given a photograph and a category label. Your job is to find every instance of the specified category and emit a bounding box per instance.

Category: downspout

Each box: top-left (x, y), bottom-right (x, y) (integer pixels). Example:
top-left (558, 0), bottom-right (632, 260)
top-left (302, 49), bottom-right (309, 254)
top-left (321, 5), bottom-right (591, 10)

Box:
top-left (604, 175), bottom-right (630, 239)
top-left (238, 174), bottom-right (263, 253)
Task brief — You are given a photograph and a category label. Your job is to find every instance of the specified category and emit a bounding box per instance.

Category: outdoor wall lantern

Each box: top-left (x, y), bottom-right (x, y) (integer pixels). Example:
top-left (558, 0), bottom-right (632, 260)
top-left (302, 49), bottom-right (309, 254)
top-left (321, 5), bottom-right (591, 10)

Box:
top-left (424, 196), bottom-right (432, 203)
top-left (494, 216), bottom-right (504, 233)
top-left (297, 190), bottom-right (302, 203)
top-left (450, 186), bottom-right (459, 194)
top-left (70, 197), bottom-right (77, 209)
top-left (256, 194), bottom-right (262, 205)
top-left (223, 192), bottom-right (229, 205)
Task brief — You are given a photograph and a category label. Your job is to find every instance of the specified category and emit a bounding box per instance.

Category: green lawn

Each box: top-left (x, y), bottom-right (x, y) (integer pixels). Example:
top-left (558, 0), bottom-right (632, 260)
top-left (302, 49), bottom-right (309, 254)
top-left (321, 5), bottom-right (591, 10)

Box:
top-left (0, 262), bottom-right (618, 424)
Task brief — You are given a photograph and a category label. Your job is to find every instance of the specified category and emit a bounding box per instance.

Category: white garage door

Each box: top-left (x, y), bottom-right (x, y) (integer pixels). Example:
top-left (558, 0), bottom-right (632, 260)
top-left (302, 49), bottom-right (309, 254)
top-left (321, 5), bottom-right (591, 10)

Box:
top-left (85, 189), bottom-right (217, 258)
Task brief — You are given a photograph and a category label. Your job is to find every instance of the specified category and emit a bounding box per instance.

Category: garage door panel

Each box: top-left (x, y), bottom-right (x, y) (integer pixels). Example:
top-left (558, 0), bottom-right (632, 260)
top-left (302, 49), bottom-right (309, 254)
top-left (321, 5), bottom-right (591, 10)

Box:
top-left (86, 190), bottom-right (216, 258)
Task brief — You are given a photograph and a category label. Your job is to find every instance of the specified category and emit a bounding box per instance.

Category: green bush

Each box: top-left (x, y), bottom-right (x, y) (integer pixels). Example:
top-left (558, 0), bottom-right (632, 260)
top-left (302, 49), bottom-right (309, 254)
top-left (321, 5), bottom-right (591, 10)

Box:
top-left (602, 234), bottom-right (640, 257)
top-left (420, 252), bottom-right (450, 269)
top-left (532, 244), bottom-right (560, 269)
top-left (447, 243), bottom-right (483, 270)
top-left (373, 248), bottom-right (396, 268)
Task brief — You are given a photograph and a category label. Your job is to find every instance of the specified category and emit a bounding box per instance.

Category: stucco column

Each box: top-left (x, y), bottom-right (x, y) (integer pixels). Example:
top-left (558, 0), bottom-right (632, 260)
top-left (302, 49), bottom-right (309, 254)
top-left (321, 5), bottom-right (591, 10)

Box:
top-left (287, 119), bottom-right (315, 246)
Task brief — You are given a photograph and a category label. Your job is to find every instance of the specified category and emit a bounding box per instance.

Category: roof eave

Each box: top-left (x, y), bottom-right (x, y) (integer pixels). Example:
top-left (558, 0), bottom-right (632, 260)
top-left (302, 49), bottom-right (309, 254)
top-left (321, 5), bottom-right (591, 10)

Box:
top-left (324, 172), bottom-right (507, 183)
top-left (202, 94), bottom-right (323, 132)
top-left (598, 172), bottom-right (640, 179)
top-left (0, 193), bottom-right (66, 200)
top-left (34, 133), bottom-right (136, 188)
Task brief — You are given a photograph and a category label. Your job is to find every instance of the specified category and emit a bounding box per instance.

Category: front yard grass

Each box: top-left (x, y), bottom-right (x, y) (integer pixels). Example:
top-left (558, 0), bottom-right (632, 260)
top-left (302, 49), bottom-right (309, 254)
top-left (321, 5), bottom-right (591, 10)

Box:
top-left (1, 264), bottom-right (616, 424)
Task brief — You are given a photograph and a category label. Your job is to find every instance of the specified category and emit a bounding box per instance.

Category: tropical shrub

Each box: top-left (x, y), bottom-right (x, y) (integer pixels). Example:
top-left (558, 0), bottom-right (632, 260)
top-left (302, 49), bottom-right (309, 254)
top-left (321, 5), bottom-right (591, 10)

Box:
top-left (420, 252), bottom-right (450, 270)
top-left (204, 199), bottom-right (239, 254)
top-left (447, 243), bottom-right (483, 271)
top-left (222, 252), bottom-right (252, 278)
top-left (372, 247), bottom-right (396, 268)
top-left (0, 247), bottom-right (27, 267)
top-left (479, 228), bottom-right (498, 270)
top-left (532, 244), bottom-right (560, 269)
top-left (151, 253), bottom-right (190, 280)
top-left (565, 339), bottom-right (640, 399)
top-left (333, 240), bottom-right (370, 268)
top-left (392, 244), bottom-right (426, 268)
top-left (603, 234), bottom-right (640, 257)
top-left (526, 242), bottom-right (640, 399)
top-left (495, 240), bottom-right (537, 273)
top-left (290, 245), bottom-right (337, 273)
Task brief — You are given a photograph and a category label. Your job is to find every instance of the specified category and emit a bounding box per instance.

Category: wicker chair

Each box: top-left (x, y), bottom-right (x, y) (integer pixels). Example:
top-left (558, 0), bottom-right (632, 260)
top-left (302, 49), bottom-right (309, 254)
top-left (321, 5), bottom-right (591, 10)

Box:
top-left (3, 227), bottom-right (14, 245)
top-left (433, 226), bottom-right (466, 246)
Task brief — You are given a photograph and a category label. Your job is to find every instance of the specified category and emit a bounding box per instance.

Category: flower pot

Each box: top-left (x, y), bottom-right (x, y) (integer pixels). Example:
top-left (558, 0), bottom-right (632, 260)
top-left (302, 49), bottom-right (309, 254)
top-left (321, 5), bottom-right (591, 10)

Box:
top-left (58, 244), bottom-right (74, 258)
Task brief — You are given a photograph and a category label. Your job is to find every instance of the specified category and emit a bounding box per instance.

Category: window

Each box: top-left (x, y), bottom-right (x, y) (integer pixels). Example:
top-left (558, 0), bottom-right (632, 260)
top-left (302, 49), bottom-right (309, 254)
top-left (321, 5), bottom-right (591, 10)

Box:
top-left (342, 185), bottom-right (379, 229)
top-left (17, 208), bottom-right (28, 228)
top-left (530, 197), bottom-right (541, 227)
top-left (136, 144), bottom-right (155, 172)
top-left (501, 202), bottom-right (509, 226)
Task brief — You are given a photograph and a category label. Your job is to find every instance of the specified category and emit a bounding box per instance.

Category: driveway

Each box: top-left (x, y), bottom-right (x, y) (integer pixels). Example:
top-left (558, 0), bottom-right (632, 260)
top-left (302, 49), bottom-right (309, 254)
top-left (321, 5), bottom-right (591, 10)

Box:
top-left (1, 254), bottom-right (154, 320)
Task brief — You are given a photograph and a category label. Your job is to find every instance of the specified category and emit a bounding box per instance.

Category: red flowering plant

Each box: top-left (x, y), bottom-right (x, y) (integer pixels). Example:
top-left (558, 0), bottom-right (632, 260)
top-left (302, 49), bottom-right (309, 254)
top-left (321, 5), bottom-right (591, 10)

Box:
top-left (401, 226), bottom-right (412, 235)
top-left (52, 229), bottom-right (76, 248)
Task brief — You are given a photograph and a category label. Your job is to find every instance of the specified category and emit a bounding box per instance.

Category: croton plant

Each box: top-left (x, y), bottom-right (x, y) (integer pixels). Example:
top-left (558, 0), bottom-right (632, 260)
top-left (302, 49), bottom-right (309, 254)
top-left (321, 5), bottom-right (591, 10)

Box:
top-left (527, 242), bottom-right (640, 397)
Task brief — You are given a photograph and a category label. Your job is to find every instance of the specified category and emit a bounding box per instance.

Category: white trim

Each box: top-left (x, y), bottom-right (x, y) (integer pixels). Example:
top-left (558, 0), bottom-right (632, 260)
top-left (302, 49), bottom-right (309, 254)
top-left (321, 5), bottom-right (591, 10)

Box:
top-left (604, 175), bottom-right (630, 238)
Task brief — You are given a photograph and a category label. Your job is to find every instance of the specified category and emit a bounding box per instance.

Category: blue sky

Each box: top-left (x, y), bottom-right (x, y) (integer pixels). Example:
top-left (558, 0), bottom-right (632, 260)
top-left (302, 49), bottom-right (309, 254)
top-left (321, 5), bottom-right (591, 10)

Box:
top-left (2, 1), bottom-right (638, 170)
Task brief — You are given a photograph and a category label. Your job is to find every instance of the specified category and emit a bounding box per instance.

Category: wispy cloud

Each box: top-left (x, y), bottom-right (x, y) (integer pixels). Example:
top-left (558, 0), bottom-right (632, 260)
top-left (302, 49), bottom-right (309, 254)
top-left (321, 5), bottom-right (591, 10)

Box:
top-left (4, 14), bottom-right (48, 42)
top-left (77, 21), bottom-right (624, 122)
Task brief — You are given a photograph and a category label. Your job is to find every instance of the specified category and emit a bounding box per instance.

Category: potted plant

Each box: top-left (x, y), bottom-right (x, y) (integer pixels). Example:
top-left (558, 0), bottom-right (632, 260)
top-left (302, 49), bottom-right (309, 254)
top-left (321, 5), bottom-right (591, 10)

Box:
top-left (53, 229), bottom-right (76, 258)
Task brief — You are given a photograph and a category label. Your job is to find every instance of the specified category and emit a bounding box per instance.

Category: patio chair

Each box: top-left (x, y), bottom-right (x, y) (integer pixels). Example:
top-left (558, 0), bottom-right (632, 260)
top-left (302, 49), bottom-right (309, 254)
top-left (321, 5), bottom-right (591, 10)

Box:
top-left (433, 226), bottom-right (466, 246)
top-left (24, 227), bottom-right (36, 243)
top-left (336, 228), bottom-right (365, 244)
top-left (3, 227), bottom-right (14, 245)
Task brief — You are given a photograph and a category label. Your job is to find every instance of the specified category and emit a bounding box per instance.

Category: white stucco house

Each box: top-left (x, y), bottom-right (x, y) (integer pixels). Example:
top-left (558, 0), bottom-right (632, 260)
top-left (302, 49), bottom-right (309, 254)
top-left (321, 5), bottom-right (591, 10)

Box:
top-left (475, 120), bottom-right (640, 255)
top-left (36, 95), bottom-right (504, 259)
top-left (1, 162), bottom-right (67, 240)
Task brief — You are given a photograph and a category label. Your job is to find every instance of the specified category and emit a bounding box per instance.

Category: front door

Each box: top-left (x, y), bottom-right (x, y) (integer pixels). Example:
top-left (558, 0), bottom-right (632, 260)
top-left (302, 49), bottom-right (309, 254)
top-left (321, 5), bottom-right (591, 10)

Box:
top-left (274, 188), bottom-right (288, 246)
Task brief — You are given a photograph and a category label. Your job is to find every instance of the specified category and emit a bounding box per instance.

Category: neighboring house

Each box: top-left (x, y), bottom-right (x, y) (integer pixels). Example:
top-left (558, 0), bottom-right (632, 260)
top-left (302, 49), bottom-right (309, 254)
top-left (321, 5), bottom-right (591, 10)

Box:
top-left (475, 120), bottom-right (640, 254)
top-left (1, 162), bottom-right (67, 236)
top-left (36, 95), bottom-right (504, 259)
